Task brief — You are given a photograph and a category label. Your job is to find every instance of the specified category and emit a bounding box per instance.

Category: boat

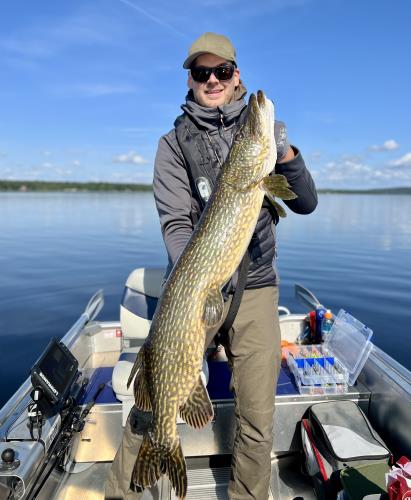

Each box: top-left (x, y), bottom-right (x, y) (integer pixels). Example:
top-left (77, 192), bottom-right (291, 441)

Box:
top-left (0, 267), bottom-right (410, 499)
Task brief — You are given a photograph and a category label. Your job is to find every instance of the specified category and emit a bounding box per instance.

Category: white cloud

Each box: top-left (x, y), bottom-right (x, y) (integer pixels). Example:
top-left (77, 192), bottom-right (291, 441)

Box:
top-left (111, 171), bottom-right (153, 183)
top-left (113, 151), bottom-right (149, 165)
top-left (318, 155), bottom-right (411, 189)
top-left (369, 139), bottom-right (399, 151)
top-left (324, 159), bottom-right (372, 182)
top-left (43, 150), bottom-right (52, 157)
top-left (72, 160), bottom-right (81, 167)
top-left (0, 167), bottom-right (13, 177)
top-left (307, 151), bottom-right (322, 162)
top-left (341, 154), bottom-right (363, 163)
top-left (54, 168), bottom-right (73, 176)
top-left (389, 152), bottom-right (411, 168)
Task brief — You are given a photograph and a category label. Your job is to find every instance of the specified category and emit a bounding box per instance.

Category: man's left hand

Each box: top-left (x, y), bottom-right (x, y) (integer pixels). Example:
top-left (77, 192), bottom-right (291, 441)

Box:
top-left (274, 121), bottom-right (294, 163)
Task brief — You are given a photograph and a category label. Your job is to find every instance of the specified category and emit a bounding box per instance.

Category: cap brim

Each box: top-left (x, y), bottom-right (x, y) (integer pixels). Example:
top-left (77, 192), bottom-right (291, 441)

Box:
top-left (183, 51), bottom-right (209, 69)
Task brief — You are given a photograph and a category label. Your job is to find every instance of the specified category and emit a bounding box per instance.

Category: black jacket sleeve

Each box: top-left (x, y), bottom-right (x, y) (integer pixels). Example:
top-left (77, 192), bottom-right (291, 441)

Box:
top-left (275, 146), bottom-right (318, 214)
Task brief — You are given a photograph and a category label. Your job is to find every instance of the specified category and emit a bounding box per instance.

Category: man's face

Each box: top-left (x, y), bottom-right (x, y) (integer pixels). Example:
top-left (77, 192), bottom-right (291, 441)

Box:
top-left (188, 53), bottom-right (240, 108)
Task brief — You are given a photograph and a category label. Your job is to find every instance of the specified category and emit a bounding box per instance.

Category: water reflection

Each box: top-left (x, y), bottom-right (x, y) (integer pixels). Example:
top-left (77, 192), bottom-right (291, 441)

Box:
top-left (0, 192), bottom-right (410, 406)
top-left (278, 194), bottom-right (411, 252)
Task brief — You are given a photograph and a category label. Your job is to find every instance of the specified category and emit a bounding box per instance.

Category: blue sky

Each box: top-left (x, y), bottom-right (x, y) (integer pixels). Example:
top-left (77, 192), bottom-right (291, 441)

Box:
top-left (0, 0), bottom-right (410, 189)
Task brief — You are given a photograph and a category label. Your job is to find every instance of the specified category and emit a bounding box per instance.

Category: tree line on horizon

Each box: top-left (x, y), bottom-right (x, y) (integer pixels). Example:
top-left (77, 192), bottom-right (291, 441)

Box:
top-left (0, 180), bottom-right (153, 192)
top-left (0, 179), bottom-right (410, 195)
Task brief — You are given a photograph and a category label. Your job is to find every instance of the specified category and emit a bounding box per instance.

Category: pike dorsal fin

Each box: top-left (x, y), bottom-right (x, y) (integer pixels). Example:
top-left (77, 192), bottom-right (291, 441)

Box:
top-left (179, 376), bottom-right (214, 429)
top-left (203, 287), bottom-right (224, 327)
top-left (129, 346), bottom-right (152, 412)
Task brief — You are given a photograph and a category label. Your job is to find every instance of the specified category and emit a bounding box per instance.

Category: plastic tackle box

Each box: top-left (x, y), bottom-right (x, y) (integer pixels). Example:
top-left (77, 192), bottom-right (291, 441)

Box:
top-left (284, 309), bottom-right (373, 395)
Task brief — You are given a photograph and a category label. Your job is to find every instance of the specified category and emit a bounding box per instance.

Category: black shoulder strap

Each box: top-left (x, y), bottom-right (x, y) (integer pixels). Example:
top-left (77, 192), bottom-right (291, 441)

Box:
top-left (218, 249), bottom-right (250, 339)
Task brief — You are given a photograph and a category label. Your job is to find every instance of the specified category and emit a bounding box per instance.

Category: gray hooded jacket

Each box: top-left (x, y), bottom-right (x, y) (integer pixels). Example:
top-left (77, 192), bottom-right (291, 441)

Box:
top-left (153, 90), bottom-right (317, 292)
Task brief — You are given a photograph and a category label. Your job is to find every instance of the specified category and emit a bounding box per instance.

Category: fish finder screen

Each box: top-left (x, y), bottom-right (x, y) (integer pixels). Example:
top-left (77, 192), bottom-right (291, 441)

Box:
top-left (38, 341), bottom-right (78, 395)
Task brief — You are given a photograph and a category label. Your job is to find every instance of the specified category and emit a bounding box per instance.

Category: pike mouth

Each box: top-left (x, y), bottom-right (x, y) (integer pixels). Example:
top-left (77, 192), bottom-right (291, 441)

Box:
top-left (247, 90), bottom-right (276, 167)
top-left (247, 91), bottom-right (270, 137)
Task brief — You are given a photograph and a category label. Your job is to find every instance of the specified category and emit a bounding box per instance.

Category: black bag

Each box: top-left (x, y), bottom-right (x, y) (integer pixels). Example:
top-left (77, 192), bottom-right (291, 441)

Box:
top-left (301, 400), bottom-right (391, 499)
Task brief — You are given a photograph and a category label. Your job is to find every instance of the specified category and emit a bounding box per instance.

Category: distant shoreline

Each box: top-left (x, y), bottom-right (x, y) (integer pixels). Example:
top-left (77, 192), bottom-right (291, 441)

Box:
top-left (0, 180), bottom-right (410, 195)
top-left (317, 187), bottom-right (411, 195)
top-left (0, 180), bottom-right (152, 192)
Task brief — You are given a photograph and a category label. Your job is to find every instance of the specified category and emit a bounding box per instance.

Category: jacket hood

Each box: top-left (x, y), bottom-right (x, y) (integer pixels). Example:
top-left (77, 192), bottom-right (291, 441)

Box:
top-left (181, 81), bottom-right (247, 131)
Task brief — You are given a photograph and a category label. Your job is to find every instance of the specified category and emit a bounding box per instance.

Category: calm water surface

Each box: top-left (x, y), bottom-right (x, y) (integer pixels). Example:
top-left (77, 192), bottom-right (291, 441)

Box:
top-left (0, 192), bottom-right (410, 405)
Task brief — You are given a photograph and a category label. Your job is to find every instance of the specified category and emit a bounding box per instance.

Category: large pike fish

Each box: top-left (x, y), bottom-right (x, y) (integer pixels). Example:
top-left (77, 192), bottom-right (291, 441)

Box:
top-left (127, 90), bottom-right (296, 498)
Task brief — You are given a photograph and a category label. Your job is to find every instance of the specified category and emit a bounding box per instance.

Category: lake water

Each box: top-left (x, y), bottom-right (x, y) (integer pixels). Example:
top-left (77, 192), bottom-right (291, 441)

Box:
top-left (1, 192), bottom-right (410, 406)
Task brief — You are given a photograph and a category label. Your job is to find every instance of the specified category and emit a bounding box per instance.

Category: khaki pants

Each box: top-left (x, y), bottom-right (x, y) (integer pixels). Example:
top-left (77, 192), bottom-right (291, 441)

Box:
top-left (105, 286), bottom-right (281, 500)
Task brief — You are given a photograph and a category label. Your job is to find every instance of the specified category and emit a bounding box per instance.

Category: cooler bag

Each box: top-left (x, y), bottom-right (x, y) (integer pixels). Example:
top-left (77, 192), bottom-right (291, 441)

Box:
top-left (301, 400), bottom-right (391, 499)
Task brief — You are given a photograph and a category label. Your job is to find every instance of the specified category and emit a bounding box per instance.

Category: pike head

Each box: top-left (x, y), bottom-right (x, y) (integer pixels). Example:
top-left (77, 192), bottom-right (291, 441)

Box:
top-left (224, 90), bottom-right (276, 190)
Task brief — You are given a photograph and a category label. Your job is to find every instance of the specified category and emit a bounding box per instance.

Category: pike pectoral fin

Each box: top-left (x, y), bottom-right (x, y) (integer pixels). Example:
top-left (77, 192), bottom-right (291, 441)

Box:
top-left (133, 370), bottom-right (152, 412)
top-left (179, 376), bottom-right (214, 429)
top-left (127, 347), bottom-right (143, 388)
top-left (263, 174), bottom-right (297, 200)
top-left (266, 198), bottom-right (287, 218)
top-left (127, 346), bottom-right (152, 412)
top-left (263, 174), bottom-right (297, 218)
top-left (203, 288), bottom-right (224, 327)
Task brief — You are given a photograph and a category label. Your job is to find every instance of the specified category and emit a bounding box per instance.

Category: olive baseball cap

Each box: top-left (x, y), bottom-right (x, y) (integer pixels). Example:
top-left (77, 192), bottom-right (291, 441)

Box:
top-left (183, 32), bottom-right (237, 69)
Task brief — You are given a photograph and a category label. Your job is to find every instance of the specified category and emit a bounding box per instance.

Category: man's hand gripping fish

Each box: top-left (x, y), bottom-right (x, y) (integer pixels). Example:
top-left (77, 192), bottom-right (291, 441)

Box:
top-left (127, 90), bottom-right (296, 498)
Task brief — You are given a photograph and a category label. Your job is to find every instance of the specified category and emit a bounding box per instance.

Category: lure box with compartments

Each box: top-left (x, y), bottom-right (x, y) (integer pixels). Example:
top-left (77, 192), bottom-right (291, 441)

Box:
top-left (283, 309), bottom-right (373, 395)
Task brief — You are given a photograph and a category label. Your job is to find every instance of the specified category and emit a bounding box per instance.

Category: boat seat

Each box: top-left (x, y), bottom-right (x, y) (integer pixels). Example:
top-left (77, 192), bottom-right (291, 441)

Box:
top-left (112, 347), bottom-right (210, 426)
top-left (113, 267), bottom-right (164, 424)
top-left (120, 267), bottom-right (164, 340)
top-left (113, 348), bottom-right (210, 399)
top-left (112, 348), bottom-right (140, 399)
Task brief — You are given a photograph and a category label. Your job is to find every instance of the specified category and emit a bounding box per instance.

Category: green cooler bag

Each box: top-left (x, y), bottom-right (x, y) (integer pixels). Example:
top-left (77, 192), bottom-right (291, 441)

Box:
top-left (340, 461), bottom-right (389, 499)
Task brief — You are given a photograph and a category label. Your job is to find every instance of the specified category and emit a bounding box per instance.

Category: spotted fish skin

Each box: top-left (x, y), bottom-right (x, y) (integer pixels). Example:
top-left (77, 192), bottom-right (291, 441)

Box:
top-left (127, 91), bottom-right (296, 499)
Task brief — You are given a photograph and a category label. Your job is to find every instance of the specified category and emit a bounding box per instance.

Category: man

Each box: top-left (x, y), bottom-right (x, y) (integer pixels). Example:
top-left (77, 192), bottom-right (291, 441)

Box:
top-left (106, 32), bottom-right (317, 499)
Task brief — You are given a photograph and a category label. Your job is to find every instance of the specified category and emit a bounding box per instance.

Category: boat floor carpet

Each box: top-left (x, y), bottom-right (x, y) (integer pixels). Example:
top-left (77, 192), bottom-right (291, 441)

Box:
top-left (80, 360), bottom-right (299, 405)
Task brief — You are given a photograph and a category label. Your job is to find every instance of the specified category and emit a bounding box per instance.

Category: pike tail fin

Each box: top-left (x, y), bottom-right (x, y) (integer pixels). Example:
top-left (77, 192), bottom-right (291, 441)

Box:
top-left (133, 434), bottom-right (187, 499)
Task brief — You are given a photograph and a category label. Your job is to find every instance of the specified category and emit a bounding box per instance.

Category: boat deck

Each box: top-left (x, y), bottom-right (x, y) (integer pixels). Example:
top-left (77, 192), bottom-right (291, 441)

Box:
top-left (6, 309), bottom-right (409, 500)
top-left (32, 340), bottom-right (369, 500)
top-left (37, 454), bottom-right (318, 500)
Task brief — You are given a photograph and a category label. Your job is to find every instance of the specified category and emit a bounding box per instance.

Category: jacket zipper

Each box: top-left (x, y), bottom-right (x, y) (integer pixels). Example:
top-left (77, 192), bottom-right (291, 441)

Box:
top-left (219, 112), bottom-right (226, 130)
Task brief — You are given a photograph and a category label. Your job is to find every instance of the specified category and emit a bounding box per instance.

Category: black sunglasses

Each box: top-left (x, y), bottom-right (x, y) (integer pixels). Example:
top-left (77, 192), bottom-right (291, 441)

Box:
top-left (190, 63), bottom-right (235, 83)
